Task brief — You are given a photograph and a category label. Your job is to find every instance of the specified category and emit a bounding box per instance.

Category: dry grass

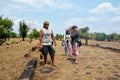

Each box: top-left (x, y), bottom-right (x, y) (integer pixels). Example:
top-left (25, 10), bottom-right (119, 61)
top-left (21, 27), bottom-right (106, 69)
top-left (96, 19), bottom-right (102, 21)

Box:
top-left (0, 38), bottom-right (120, 80)
top-left (87, 39), bottom-right (120, 49)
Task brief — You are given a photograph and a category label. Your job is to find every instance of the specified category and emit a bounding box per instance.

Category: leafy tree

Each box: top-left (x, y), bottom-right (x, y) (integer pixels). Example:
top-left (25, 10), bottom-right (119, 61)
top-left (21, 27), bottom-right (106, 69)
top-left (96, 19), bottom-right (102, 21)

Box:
top-left (0, 16), bottom-right (13, 41)
top-left (55, 34), bottom-right (64, 40)
top-left (95, 33), bottom-right (106, 41)
top-left (28, 28), bottom-right (39, 38)
top-left (110, 33), bottom-right (118, 41)
top-left (0, 25), bottom-right (5, 41)
top-left (88, 33), bottom-right (96, 39)
top-left (79, 26), bottom-right (89, 45)
top-left (106, 35), bottom-right (111, 41)
top-left (112, 34), bottom-right (120, 41)
top-left (10, 32), bottom-right (17, 38)
top-left (118, 34), bottom-right (120, 41)
top-left (19, 21), bottom-right (29, 41)
top-left (106, 33), bottom-right (118, 41)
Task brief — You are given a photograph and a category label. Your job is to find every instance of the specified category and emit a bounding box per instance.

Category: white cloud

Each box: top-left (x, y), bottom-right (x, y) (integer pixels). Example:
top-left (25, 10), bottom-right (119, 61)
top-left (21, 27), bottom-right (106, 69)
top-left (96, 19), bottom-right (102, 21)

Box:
top-left (86, 16), bottom-right (101, 23)
top-left (56, 2), bottom-right (78, 9)
top-left (109, 16), bottom-right (120, 23)
top-left (65, 16), bottom-right (120, 34)
top-left (12, 18), bottom-right (22, 34)
top-left (13, 18), bottom-right (21, 26)
top-left (65, 17), bottom-right (101, 27)
top-left (25, 20), bottom-right (40, 29)
top-left (65, 18), bottom-right (83, 27)
top-left (4, 0), bottom-right (77, 13)
top-left (90, 2), bottom-right (118, 14)
top-left (0, 0), bottom-right (79, 16)
top-left (10, 17), bottom-right (40, 33)
top-left (115, 7), bottom-right (120, 14)
top-left (10, 0), bottom-right (55, 8)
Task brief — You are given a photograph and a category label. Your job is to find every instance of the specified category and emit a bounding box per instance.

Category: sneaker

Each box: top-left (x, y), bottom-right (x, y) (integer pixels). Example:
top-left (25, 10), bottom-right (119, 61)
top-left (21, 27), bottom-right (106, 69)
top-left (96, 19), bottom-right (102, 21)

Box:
top-left (72, 61), bottom-right (78, 64)
top-left (74, 62), bottom-right (78, 64)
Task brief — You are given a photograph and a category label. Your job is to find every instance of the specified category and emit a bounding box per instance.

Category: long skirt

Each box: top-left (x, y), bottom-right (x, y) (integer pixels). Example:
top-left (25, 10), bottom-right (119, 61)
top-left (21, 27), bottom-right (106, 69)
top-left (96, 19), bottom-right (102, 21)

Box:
top-left (64, 42), bottom-right (72, 55)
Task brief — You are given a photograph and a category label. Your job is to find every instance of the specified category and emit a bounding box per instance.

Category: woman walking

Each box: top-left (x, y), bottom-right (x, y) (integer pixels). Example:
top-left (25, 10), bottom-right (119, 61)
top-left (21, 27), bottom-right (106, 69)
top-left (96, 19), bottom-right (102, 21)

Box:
top-left (71, 26), bottom-right (80, 64)
top-left (63, 30), bottom-right (72, 56)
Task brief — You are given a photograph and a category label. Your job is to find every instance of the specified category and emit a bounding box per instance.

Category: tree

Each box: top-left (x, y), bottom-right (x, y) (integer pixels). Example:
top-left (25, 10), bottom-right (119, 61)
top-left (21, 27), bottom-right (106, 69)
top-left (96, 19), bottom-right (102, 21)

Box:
top-left (28, 28), bottom-right (39, 38)
top-left (106, 35), bottom-right (111, 41)
top-left (106, 33), bottom-right (118, 41)
top-left (55, 34), bottom-right (64, 40)
top-left (95, 33), bottom-right (106, 41)
top-left (88, 33), bottom-right (96, 39)
top-left (79, 26), bottom-right (89, 45)
top-left (10, 32), bottom-right (17, 38)
top-left (0, 25), bottom-right (5, 42)
top-left (19, 21), bottom-right (29, 41)
top-left (110, 33), bottom-right (118, 41)
top-left (0, 16), bottom-right (13, 41)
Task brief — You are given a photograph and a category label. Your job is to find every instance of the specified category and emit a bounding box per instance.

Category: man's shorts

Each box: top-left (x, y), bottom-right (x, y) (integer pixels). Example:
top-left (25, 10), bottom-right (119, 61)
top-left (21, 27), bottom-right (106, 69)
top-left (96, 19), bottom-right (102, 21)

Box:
top-left (42, 45), bottom-right (55, 57)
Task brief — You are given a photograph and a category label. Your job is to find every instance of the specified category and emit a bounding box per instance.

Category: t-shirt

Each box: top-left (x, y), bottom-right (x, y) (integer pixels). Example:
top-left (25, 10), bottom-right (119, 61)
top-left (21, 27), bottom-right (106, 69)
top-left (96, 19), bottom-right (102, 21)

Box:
top-left (41, 28), bottom-right (52, 45)
top-left (71, 31), bottom-right (80, 45)
top-left (64, 34), bottom-right (71, 41)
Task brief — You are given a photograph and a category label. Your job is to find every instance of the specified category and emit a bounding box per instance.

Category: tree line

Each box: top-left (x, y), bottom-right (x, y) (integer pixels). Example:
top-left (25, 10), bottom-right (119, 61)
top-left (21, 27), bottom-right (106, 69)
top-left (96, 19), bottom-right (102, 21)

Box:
top-left (79, 27), bottom-right (120, 41)
top-left (0, 16), bottom-right (120, 45)
top-left (0, 16), bottom-right (14, 44)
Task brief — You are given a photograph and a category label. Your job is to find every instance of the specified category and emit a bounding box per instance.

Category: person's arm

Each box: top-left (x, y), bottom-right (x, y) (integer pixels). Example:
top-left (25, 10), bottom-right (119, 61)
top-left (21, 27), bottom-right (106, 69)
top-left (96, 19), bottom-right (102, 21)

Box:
top-left (63, 35), bottom-right (65, 40)
top-left (51, 30), bottom-right (57, 46)
top-left (39, 29), bottom-right (43, 48)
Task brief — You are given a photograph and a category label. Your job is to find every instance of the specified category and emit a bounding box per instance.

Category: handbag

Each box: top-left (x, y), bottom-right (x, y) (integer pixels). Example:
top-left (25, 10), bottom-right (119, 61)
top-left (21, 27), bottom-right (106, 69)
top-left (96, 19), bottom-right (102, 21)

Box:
top-left (39, 48), bottom-right (43, 60)
top-left (78, 40), bottom-right (82, 47)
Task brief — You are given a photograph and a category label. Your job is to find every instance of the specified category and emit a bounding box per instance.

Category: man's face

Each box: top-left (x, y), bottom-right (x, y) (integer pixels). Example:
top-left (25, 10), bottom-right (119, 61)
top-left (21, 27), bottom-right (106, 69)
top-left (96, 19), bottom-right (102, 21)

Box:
top-left (75, 27), bottom-right (78, 31)
top-left (73, 28), bottom-right (78, 32)
top-left (44, 22), bottom-right (49, 29)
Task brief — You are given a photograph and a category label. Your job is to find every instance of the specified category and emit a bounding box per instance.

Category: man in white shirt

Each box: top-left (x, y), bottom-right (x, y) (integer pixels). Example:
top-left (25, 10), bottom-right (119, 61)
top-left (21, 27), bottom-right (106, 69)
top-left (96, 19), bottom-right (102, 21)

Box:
top-left (39, 21), bottom-right (57, 66)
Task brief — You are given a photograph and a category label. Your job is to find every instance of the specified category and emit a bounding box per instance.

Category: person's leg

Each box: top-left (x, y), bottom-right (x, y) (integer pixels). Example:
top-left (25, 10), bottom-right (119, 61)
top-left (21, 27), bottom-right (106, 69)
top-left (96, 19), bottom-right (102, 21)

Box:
top-left (68, 44), bottom-right (72, 56)
top-left (44, 56), bottom-right (47, 65)
top-left (48, 45), bottom-right (56, 66)
top-left (65, 47), bottom-right (67, 54)
top-left (42, 46), bottom-right (48, 65)
top-left (66, 46), bottom-right (69, 55)
top-left (72, 43), bottom-right (79, 64)
top-left (66, 42), bottom-right (70, 55)
top-left (74, 44), bottom-right (79, 64)
top-left (50, 56), bottom-right (56, 66)
top-left (70, 47), bottom-right (73, 56)
top-left (64, 44), bottom-right (67, 54)
top-left (68, 42), bottom-right (72, 56)
top-left (74, 55), bottom-right (78, 63)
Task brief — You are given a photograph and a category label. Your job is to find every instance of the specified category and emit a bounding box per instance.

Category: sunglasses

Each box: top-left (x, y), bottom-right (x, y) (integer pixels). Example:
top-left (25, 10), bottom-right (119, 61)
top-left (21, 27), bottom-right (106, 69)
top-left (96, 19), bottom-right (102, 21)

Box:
top-left (44, 24), bottom-right (49, 25)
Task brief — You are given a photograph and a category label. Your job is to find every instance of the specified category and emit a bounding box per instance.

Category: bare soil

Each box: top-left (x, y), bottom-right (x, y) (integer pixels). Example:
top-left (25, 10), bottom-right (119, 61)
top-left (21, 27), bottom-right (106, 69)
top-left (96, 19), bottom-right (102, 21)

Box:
top-left (0, 39), bottom-right (120, 80)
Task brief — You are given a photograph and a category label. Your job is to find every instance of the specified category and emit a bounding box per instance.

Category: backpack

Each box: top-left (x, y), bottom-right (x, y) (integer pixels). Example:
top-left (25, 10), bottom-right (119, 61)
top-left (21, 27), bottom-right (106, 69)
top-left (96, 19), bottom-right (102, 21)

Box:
top-left (78, 40), bottom-right (82, 47)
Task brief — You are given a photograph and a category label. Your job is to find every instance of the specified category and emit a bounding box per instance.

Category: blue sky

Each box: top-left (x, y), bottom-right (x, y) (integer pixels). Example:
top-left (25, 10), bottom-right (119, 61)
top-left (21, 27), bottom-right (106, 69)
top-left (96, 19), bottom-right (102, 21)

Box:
top-left (0, 0), bottom-right (120, 34)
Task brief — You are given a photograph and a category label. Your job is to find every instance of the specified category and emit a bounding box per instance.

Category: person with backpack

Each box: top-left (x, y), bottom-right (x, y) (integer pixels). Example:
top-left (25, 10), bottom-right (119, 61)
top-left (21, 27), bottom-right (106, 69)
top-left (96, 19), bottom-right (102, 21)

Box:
top-left (70, 25), bottom-right (80, 64)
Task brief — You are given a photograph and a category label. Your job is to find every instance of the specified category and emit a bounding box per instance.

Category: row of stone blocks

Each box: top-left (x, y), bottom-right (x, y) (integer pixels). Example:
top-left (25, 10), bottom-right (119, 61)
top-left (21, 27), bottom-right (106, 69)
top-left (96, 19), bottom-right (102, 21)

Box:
top-left (18, 57), bottom-right (38, 80)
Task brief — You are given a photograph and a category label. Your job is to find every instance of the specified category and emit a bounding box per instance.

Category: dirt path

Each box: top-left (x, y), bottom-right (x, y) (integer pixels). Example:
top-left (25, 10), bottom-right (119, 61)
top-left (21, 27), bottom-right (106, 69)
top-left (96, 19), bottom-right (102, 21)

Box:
top-left (0, 40), bottom-right (120, 80)
top-left (33, 41), bottom-right (120, 80)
